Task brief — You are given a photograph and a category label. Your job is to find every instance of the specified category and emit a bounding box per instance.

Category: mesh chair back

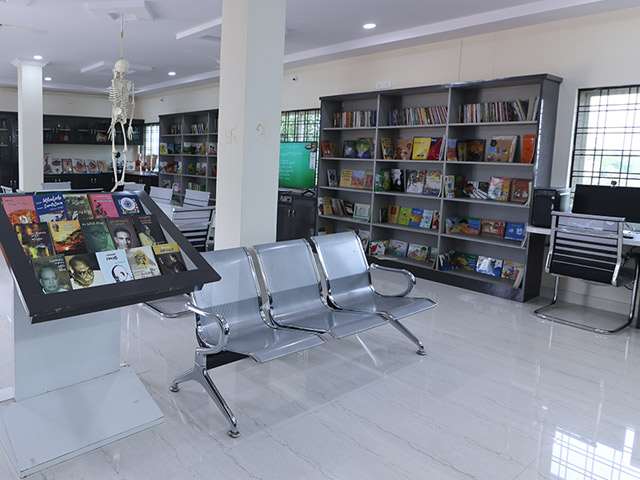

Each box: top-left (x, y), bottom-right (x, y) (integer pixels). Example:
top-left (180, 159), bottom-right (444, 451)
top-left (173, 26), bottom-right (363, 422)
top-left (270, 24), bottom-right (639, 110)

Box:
top-left (548, 212), bottom-right (624, 285)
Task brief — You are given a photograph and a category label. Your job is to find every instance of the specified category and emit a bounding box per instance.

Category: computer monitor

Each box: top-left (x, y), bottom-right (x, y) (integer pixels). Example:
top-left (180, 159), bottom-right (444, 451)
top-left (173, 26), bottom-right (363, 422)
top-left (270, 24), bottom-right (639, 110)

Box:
top-left (572, 184), bottom-right (640, 223)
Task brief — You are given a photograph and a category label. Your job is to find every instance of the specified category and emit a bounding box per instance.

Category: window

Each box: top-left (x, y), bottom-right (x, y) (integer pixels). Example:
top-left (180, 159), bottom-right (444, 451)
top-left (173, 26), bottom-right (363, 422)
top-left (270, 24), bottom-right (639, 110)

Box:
top-left (142, 123), bottom-right (159, 161)
top-left (280, 109), bottom-right (320, 143)
top-left (570, 86), bottom-right (640, 189)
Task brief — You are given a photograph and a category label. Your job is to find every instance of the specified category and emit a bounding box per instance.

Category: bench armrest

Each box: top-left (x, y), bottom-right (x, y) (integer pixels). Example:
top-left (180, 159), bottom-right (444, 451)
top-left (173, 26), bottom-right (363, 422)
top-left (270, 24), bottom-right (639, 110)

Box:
top-left (370, 263), bottom-right (416, 297)
top-left (186, 302), bottom-right (230, 354)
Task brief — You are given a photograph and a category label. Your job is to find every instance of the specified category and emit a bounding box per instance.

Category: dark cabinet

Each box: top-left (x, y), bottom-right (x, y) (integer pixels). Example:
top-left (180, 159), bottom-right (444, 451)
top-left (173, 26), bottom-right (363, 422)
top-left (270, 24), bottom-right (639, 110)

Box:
top-left (44, 173), bottom-right (115, 191)
top-left (276, 194), bottom-right (316, 241)
top-left (43, 115), bottom-right (144, 145)
top-left (0, 113), bottom-right (18, 190)
top-left (124, 173), bottom-right (159, 193)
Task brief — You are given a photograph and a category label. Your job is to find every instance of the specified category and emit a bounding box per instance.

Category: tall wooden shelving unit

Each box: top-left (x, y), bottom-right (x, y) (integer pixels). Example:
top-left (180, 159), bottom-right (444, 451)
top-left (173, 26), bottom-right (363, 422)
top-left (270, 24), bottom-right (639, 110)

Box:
top-left (158, 109), bottom-right (218, 205)
top-left (318, 74), bottom-right (562, 302)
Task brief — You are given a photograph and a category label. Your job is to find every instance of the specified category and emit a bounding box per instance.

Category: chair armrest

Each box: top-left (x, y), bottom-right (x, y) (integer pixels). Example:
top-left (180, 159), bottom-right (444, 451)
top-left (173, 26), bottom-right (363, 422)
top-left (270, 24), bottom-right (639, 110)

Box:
top-left (186, 302), bottom-right (230, 354)
top-left (370, 263), bottom-right (416, 297)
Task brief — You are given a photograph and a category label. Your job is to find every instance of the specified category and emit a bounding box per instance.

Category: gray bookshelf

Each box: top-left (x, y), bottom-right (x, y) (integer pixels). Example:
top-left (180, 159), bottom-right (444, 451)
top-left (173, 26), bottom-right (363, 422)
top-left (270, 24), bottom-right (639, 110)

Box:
top-left (158, 109), bottom-right (218, 205)
top-left (317, 74), bottom-right (562, 302)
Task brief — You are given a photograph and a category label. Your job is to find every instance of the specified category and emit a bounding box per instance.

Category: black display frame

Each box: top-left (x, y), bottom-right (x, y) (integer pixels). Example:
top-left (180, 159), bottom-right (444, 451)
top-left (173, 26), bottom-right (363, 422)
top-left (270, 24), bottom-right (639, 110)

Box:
top-left (0, 190), bottom-right (220, 323)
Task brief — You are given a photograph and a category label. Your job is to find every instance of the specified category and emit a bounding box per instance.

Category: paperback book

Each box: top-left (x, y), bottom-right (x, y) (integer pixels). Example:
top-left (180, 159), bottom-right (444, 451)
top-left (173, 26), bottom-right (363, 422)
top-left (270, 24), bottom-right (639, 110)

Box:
top-left (350, 170), bottom-right (365, 189)
top-left (390, 169), bottom-right (404, 192)
top-left (501, 261), bottom-right (525, 281)
top-left (398, 207), bottom-right (412, 226)
top-left (353, 203), bottom-right (371, 221)
top-left (510, 179), bottom-right (531, 204)
top-left (355, 138), bottom-right (373, 158)
top-left (375, 170), bottom-right (391, 192)
top-left (72, 158), bottom-right (86, 174)
top-left (2, 196), bottom-right (38, 226)
top-left (486, 136), bottom-right (517, 163)
top-left (15, 222), bottom-right (54, 259)
top-left (521, 135), bottom-right (536, 163)
top-left (112, 193), bottom-right (143, 216)
top-left (395, 138), bottom-right (413, 160)
top-left (357, 230), bottom-right (371, 252)
top-left (504, 222), bottom-right (526, 241)
top-left (106, 217), bottom-right (141, 250)
top-left (50, 158), bottom-right (63, 174)
top-left (49, 219), bottom-right (87, 255)
top-left (487, 177), bottom-right (511, 202)
top-left (456, 141), bottom-right (468, 162)
top-left (63, 193), bottom-right (94, 221)
top-left (466, 139), bottom-right (485, 162)
top-left (459, 217), bottom-right (481, 235)
top-left (363, 170), bottom-right (374, 190)
top-left (407, 243), bottom-right (429, 261)
top-left (65, 252), bottom-right (104, 289)
top-left (31, 254), bottom-right (72, 293)
top-left (481, 219), bottom-right (507, 237)
top-left (85, 159), bottom-right (100, 173)
top-left (476, 256), bottom-right (503, 277)
top-left (339, 169), bottom-right (354, 188)
top-left (387, 205), bottom-right (400, 224)
top-left (126, 246), bottom-right (161, 279)
top-left (80, 218), bottom-right (115, 253)
top-left (411, 137), bottom-right (431, 160)
top-left (368, 240), bottom-right (387, 256)
top-left (405, 169), bottom-right (425, 193)
top-left (446, 139), bottom-right (458, 161)
top-left (62, 158), bottom-right (73, 174)
top-left (380, 137), bottom-right (394, 159)
top-left (456, 252), bottom-right (478, 272)
top-left (408, 208), bottom-right (423, 227)
top-left (34, 192), bottom-right (67, 222)
top-left (420, 209), bottom-right (434, 229)
top-left (153, 243), bottom-right (188, 275)
top-left (88, 193), bottom-right (119, 218)
top-left (327, 169), bottom-right (338, 187)
top-left (96, 249), bottom-right (135, 284)
top-left (423, 171), bottom-right (442, 196)
top-left (426, 137), bottom-right (443, 160)
top-left (387, 239), bottom-right (409, 257)
top-left (343, 140), bottom-right (356, 158)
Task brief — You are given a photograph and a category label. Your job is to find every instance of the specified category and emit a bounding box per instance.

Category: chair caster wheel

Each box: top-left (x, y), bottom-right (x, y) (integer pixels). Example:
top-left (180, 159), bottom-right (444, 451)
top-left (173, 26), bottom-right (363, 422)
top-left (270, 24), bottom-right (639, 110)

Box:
top-left (170, 384), bottom-right (180, 392)
top-left (228, 430), bottom-right (240, 438)
top-left (416, 349), bottom-right (426, 356)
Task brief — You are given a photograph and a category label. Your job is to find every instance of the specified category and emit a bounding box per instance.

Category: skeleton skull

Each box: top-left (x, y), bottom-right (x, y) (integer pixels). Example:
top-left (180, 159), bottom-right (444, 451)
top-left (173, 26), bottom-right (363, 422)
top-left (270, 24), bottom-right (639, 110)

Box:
top-left (114, 59), bottom-right (130, 76)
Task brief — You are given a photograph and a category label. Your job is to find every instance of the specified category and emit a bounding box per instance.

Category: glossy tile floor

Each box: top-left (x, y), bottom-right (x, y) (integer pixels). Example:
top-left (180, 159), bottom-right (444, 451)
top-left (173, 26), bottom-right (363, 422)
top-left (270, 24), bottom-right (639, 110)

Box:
top-left (2, 260), bottom-right (640, 479)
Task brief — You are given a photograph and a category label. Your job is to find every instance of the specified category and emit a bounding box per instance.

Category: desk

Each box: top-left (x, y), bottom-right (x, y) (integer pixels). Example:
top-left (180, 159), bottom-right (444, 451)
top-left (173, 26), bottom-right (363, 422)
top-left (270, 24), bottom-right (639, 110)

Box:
top-left (527, 225), bottom-right (640, 247)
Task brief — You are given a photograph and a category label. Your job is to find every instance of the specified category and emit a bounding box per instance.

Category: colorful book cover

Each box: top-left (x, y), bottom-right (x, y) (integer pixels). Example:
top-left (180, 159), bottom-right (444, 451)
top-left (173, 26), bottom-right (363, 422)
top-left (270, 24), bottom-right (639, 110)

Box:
top-left (340, 169), bottom-right (354, 188)
top-left (432, 210), bottom-right (440, 230)
top-left (132, 214), bottom-right (167, 246)
top-left (374, 170), bottom-right (391, 192)
top-left (96, 249), bottom-right (135, 284)
top-left (350, 170), bottom-right (365, 189)
top-left (446, 139), bottom-right (457, 161)
top-left (380, 137), bottom-right (394, 159)
top-left (454, 175), bottom-right (467, 198)
top-left (456, 252), bottom-right (478, 271)
top-left (439, 252), bottom-right (453, 271)
top-left (65, 252), bottom-right (104, 289)
top-left (443, 175), bottom-right (455, 198)
top-left (395, 138), bottom-right (413, 160)
top-left (85, 159), bottom-right (100, 173)
top-left (481, 219), bottom-right (506, 237)
top-left (2, 196), bottom-right (38, 226)
top-left (423, 171), bottom-right (442, 196)
top-left (153, 242), bottom-right (188, 275)
top-left (353, 203), bottom-right (371, 221)
top-left (521, 135), bottom-right (536, 163)
top-left (466, 139), bottom-right (485, 162)
top-left (88, 193), bottom-right (119, 218)
top-left (327, 169), bottom-right (338, 187)
top-left (368, 240), bottom-right (387, 256)
top-left (487, 177), bottom-right (511, 202)
top-left (501, 261), bottom-right (525, 281)
top-left (112, 193), bottom-right (143, 216)
top-left (487, 136), bottom-right (517, 163)
top-left (106, 217), bottom-right (141, 250)
top-left (159, 143), bottom-right (168, 154)
top-left (63, 193), bottom-right (94, 221)
top-left (426, 137), bottom-right (443, 160)
top-left (344, 202), bottom-right (355, 217)
top-left (343, 140), bottom-right (356, 158)
top-left (445, 216), bottom-right (460, 234)
top-left (207, 142), bottom-right (217, 155)
top-left (456, 141), bottom-right (467, 162)
top-left (127, 246), bottom-right (161, 279)
top-left (406, 169), bottom-right (426, 193)
top-left (420, 209), bottom-right (434, 229)
top-left (15, 222), bottom-right (54, 259)
top-left (387, 205), bottom-right (400, 224)
top-left (378, 207), bottom-right (387, 223)
top-left (504, 222), bottom-right (526, 241)
top-left (50, 158), bottom-right (63, 174)
top-left (357, 229), bottom-right (371, 252)
top-left (387, 239), bottom-right (408, 257)
top-left (355, 138), bottom-right (372, 159)
top-left (72, 158), bottom-right (86, 174)
top-left (428, 247), bottom-right (438, 263)
top-left (62, 158), bottom-right (73, 173)
top-left (363, 170), bottom-right (374, 190)
top-left (32, 254), bottom-right (72, 293)
top-left (463, 181), bottom-right (489, 200)
top-left (461, 181), bottom-right (478, 198)
top-left (510, 179), bottom-right (531, 204)
top-left (390, 169), bottom-right (404, 192)
top-left (411, 137), bottom-right (431, 160)
top-left (459, 217), bottom-right (481, 235)
top-left (408, 208), bottom-right (424, 227)
top-left (398, 207), bottom-right (412, 226)
top-left (80, 218), bottom-right (115, 253)
top-left (407, 243), bottom-right (429, 261)
top-left (34, 192), bottom-right (67, 222)
top-left (476, 256), bottom-right (503, 277)
top-left (49, 219), bottom-right (87, 255)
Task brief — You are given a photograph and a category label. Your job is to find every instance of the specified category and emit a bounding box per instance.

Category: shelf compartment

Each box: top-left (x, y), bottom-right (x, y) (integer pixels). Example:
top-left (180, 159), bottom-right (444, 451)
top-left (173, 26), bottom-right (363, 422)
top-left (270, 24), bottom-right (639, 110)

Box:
top-left (318, 214), bottom-right (370, 225)
top-left (318, 186), bottom-right (374, 194)
top-left (446, 267), bottom-right (518, 288)
top-left (443, 198), bottom-right (529, 209)
top-left (370, 254), bottom-right (435, 270)
top-left (441, 232), bottom-right (526, 250)
top-left (375, 191), bottom-right (441, 200)
top-left (371, 222), bottom-right (439, 236)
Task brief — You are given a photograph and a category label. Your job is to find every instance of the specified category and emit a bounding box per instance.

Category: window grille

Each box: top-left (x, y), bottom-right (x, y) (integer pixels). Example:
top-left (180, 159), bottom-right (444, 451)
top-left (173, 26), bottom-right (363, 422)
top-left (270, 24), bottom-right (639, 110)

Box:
top-left (280, 109), bottom-right (320, 143)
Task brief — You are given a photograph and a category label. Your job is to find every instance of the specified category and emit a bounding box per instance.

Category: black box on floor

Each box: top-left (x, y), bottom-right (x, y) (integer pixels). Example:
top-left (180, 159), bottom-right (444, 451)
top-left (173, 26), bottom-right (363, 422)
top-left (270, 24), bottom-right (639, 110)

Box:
top-left (532, 187), bottom-right (571, 227)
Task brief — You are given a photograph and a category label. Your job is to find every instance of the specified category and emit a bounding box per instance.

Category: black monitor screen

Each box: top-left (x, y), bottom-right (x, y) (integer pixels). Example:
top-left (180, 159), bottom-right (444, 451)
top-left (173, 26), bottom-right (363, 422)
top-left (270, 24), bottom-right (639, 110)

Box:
top-left (572, 184), bottom-right (640, 223)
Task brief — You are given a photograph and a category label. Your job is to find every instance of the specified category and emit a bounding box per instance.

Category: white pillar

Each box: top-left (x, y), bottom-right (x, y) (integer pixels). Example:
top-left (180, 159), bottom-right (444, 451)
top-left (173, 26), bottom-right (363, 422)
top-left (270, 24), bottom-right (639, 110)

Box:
top-left (12, 59), bottom-right (47, 192)
top-left (215, 0), bottom-right (286, 249)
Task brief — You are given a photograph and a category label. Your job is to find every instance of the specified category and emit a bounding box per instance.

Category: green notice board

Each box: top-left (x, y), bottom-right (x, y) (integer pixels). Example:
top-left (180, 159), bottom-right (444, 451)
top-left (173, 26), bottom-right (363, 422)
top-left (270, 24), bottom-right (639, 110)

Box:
top-left (278, 142), bottom-right (317, 189)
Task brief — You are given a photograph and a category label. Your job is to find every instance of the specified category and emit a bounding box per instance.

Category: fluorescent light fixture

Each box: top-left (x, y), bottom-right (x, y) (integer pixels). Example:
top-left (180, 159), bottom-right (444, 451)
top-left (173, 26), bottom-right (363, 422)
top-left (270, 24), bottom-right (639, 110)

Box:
top-left (363, 23), bottom-right (376, 29)
top-left (168, 71), bottom-right (176, 76)
top-left (44, 77), bottom-right (51, 81)
top-left (33, 55), bottom-right (43, 60)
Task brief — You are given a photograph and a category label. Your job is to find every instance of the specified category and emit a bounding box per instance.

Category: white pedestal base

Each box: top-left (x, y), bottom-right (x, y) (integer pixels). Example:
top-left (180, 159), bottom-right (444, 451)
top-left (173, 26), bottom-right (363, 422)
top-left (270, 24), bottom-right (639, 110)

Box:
top-left (0, 366), bottom-right (163, 478)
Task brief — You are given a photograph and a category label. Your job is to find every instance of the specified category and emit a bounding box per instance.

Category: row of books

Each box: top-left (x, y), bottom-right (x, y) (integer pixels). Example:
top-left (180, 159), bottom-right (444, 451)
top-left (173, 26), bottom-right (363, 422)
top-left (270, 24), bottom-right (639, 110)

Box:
top-left (445, 176), bottom-right (531, 204)
top-left (388, 106), bottom-right (448, 126)
top-left (332, 110), bottom-right (376, 128)
top-left (189, 123), bottom-right (208, 134)
top-left (159, 142), bottom-right (217, 155)
top-left (457, 97), bottom-right (539, 123)
top-left (379, 169), bottom-right (442, 195)
top-left (319, 198), bottom-right (371, 222)
top-left (383, 137), bottom-right (444, 161)
top-left (439, 251), bottom-right (524, 285)
top-left (160, 181), bottom-right (207, 193)
top-left (369, 239), bottom-right (437, 263)
top-left (322, 138), bottom-right (376, 159)
top-left (159, 160), bottom-right (215, 176)
top-left (444, 217), bottom-right (526, 241)
top-left (43, 156), bottom-right (111, 175)
top-left (382, 206), bottom-right (440, 230)
top-left (168, 123), bottom-right (182, 135)
top-left (446, 135), bottom-right (536, 163)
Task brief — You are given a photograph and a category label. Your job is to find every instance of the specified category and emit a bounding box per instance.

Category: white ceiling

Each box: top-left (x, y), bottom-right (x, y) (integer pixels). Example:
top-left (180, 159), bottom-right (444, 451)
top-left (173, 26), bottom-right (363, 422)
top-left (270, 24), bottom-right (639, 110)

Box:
top-left (0, 0), bottom-right (636, 96)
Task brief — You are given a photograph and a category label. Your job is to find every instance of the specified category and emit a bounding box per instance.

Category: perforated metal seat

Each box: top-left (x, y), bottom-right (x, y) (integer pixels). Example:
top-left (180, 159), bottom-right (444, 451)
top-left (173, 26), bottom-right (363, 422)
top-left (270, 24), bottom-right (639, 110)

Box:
top-left (311, 232), bottom-right (436, 355)
top-left (170, 247), bottom-right (325, 437)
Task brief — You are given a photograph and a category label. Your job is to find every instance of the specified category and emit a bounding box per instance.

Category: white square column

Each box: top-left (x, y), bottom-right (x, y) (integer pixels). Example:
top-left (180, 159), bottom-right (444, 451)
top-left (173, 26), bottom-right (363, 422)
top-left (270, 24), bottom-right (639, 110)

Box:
top-left (12, 59), bottom-right (47, 192)
top-left (215, 0), bottom-right (286, 249)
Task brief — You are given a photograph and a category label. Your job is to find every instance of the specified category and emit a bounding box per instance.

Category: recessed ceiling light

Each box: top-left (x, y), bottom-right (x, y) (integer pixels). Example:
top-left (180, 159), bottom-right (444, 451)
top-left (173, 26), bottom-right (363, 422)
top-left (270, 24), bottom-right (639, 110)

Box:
top-left (33, 55), bottom-right (43, 60)
top-left (44, 77), bottom-right (52, 81)
top-left (363, 23), bottom-right (376, 30)
top-left (168, 71), bottom-right (176, 76)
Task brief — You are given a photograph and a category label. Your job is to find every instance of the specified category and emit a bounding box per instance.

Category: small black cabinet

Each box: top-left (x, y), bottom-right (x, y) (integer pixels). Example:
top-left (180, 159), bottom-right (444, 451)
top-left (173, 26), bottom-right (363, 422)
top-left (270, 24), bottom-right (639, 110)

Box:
top-left (276, 194), bottom-right (316, 241)
top-left (43, 115), bottom-right (144, 146)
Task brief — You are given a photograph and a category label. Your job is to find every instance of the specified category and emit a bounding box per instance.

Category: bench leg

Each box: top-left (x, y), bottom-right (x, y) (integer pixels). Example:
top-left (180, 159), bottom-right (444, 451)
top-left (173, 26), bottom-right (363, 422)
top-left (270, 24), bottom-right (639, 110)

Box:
top-left (387, 317), bottom-right (426, 355)
top-left (170, 363), bottom-right (240, 438)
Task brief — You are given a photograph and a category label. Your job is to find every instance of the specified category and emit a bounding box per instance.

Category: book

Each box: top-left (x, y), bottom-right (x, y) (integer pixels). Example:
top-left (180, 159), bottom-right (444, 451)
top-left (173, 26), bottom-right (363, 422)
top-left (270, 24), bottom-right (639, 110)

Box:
top-left (405, 169), bottom-right (425, 193)
top-left (476, 256), bottom-right (503, 277)
top-left (80, 218), bottom-right (115, 253)
top-left (375, 170), bottom-right (391, 192)
top-left (462, 181), bottom-right (489, 200)
top-left (445, 216), bottom-right (460, 234)
top-left (339, 169), bottom-right (354, 188)
top-left (378, 207), bottom-right (387, 223)
top-left (34, 192), bottom-right (67, 222)
top-left (106, 217), bottom-right (141, 250)
top-left (411, 137), bottom-right (431, 160)
top-left (195, 162), bottom-right (206, 176)
top-left (466, 139), bottom-right (485, 162)
top-left (321, 141), bottom-right (333, 158)
top-left (521, 135), bottom-right (536, 163)
top-left (510, 179), bottom-right (531, 204)
top-left (342, 140), bottom-right (356, 158)
top-left (398, 207), bottom-right (412, 226)
top-left (420, 209), bottom-right (434, 229)
top-left (327, 169), bottom-right (338, 187)
top-left (487, 177), bottom-right (511, 202)
top-left (159, 143), bottom-right (168, 154)
top-left (72, 158), bottom-right (86, 174)
top-left (357, 230), bottom-right (371, 252)
top-left (63, 193), bottom-right (94, 221)
top-left (96, 249), bottom-right (135, 284)
top-left (432, 210), bottom-right (440, 230)
top-left (454, 175), bottom-right (467, 198)
top-left (355, 138), bottom-right (373, 158)
top-left (446, 139), bottom-right (457, 161)
top-left (395, 138), bottom-right (413, 160)
top-left (456, 252), bottom-right (478, 272)
top-left (32, 254), bottom-right (73, 293)
top-left (428, 248), bottom-right (438, 263)
top-left (486, 136), bottom-right (517, 163)
top-left (50, 157), bottom-right (63, 174)
top-left (62, 158), bottom-right (73, 173)
top-left (153, 243), bottom-right (188, 275)
top-left (207, 142), bottom-right (217, 155)
top-left (407, 243), bottom-right (429, 261)
top-left (501, 261), bottom-right (525, 281)
top-left (481, 219), bottom-right (506, 237)
top-left (112, 193), bottom-right (143, 216)
top-left (423, 171), bottom-right (442, 196)
top-left (15, 222), bottom-right (54, 259)
top-left (439, 251), bottom-right (453, 271)
top-left (459, 217), bottom-right (481, 235)
top-left (363, 170), bottom-right (374, 190)
top-left (350, 170), bottom-right (365, 189)
top-left (368, 240), bottom-right (387, 256)
top-left (408, 208), bottom-right (423, 227)
top-left (443, 175), bottom-right (455, 198)
top-left (2, 196), bottom-right (38, 226)
top-left (85, 159), bottom-right (100, 173)
top-left (88, 193), bottom-right (119, 218)
top-left (387, 239), bottom-right (408, 257)
top-left (321, 197), bottom-right (333, 216)
top-left (426, 137), bottom-right (443, 161)
top-left (456, 141), bottom-right (467, 162)
top-left (65, 252), bottom-right (104, 289)
top-left (126, 246), bottom-right (161, 279)
top-left (504, 222), bottom-right (526, 241)
top-left (49, 219), bottom-right (86, 255)
top-left (387, 205), bottom-right (400, 224)
top-left (390, 169), bottom-right (404, 191)
top-left (380, 137), bottom-right (394, 159)
top-left (98, 160), bottom-right (110, 172)
top-left (353, 203), bottom-right (371, 221)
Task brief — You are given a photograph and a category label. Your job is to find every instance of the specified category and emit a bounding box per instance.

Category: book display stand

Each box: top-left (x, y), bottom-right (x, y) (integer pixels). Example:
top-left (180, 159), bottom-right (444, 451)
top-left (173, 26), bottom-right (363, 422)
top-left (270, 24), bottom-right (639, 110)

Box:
top-left (0, 190), bottom-right (219, 477)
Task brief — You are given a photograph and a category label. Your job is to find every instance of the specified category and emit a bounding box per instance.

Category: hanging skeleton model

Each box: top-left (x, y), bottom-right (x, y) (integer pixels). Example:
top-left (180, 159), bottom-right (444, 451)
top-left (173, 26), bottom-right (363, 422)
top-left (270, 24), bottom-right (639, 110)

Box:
top-left (108, 18), bottom-right (135, 191)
